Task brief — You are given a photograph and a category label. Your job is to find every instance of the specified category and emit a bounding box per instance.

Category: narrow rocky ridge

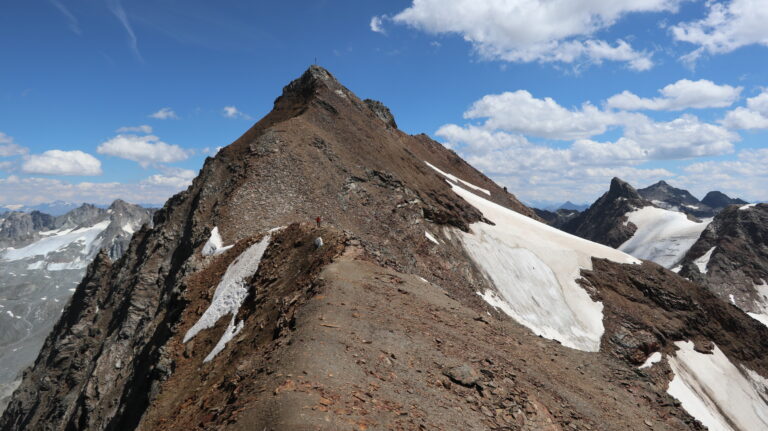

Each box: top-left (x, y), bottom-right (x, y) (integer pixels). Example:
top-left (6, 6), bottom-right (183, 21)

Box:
top-left (2, 67), bottom-right (767, 430)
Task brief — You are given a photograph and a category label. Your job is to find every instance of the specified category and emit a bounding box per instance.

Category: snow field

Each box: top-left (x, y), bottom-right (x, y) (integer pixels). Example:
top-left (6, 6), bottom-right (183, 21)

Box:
top-left (2, 221), bottom-right (110, 261)
top-left (438, 172), bottom-right (638, 352)
top-left (425, 161), bottom-right (491, 196)
top-left (618, 206), bottom-right (711, 268)
top-left (667, 341), bottom-right (768, 431)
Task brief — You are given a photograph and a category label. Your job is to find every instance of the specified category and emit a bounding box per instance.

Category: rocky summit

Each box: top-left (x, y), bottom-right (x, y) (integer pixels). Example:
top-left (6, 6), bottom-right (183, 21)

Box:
top-left (2, 67), bottom-right (768, 431)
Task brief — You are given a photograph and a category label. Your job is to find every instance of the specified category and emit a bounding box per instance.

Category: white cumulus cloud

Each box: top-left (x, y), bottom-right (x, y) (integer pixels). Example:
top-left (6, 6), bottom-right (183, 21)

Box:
top-left (149, 107), bottom-right (178, 120)
top-left (434, 86), bottom-right (741, 203)
top-left (463, 90), bottom-right (627, 140)
top-left (606, 79), bottom-right (743, 111)
top-left (0, 175), bottom-right (187, 207)
top-left (222, 106), bottom-right (251, 119)
top-left (21, 150), bottom-right (102, 176)
top-left (672, 0), bottom-right (768, 63)
top-left (390, 0), bottom-right (683, 70)
top-left (370, 15), bottom-right (386, 34)
top-left (721, 91), bottom-right (768, 129)
top-left (142, 167), bottom-right (196, 189)
top-left (97, 134), bottom-right (191, 167)
top-left (0, 133), bottom-right (29, 157)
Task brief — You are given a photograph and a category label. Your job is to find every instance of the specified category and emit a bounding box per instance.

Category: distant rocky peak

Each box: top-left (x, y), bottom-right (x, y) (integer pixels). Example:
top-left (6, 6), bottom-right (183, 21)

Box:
top-left (54, 203), bottom-right (106, 229)
top-left (702, 191), bottom-right (748, 209)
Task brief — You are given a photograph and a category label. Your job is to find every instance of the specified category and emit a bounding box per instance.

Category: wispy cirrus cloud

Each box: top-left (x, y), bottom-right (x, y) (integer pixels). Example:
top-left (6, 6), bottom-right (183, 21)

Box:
top-left (106, 0), bottom-right (142, 62)
top-left (49, 0), bottom-right (81, 35)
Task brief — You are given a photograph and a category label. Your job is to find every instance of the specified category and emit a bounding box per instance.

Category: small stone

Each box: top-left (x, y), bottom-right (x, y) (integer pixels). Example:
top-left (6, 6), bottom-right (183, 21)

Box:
top-left (443, 364), bottom-right (480, 388)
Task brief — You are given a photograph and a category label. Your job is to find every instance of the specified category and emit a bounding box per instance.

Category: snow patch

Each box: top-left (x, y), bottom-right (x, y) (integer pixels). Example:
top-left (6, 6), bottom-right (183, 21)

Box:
top-left (185, 233), bottom-right (273, 361)
top-left (446, 182), bottom-right (638, 352)
top-left (619, 207), bottom-right (711, 268)
top-left (47, 258), bottom-right (88, 271)
top-left (425, 161), bottom-right (491, 196)
top-left (667, 341), bottom-right (768, 431)
top-left (639, 352), bottom-right (662, 369)
top-left (746, 281), bottom-right (768, 328)
top-left (202, 226), bottom-right (233, 256)
top-left (740, 203), bottom-right (758, 211)
top-left (694, 247), bottom-right (716, 274)
top-left (425, 231), bottom-right (440, 245)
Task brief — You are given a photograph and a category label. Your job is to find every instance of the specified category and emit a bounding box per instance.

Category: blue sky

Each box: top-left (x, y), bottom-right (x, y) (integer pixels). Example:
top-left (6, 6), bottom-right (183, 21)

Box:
top-left (1, 0), bottom-right (767, 208)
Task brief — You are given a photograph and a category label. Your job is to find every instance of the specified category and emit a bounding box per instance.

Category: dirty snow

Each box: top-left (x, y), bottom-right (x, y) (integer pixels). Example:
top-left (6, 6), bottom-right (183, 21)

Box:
top-left (47, 259), bottom-right (88, 271)
top-left (184, 233), bottom-right (273, 360)
top-left (739, 203), bottom-right (758, 210)
top-left (444, 181), bottom-right (638, 352)
top-left (425, 161), bottom-right (491, 196)
top-left (694, 247), bottom-right (716, 274)
top-left (204, 317), bottom-right (244, 363)
top-left (747, 281), bottom-right (768, 328)
top-left (425, 231), bottom-right (440, 245)
top-left (619, 206), bottom-right (711, 268)
top-left (667, 341), bottom-right (768, 431)
top-left (201, 226), bottom-right (233, 256)
top-left (639, 352), bottom-right (662, 369)
top-left (2, 221), bottom-right (109, 261)
top-left (26, 261), bottom-right (45, 270)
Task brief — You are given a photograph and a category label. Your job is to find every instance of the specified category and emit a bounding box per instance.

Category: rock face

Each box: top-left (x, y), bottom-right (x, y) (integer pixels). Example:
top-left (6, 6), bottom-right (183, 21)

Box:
top-left (562, 177), bottom-right (650, 247)
top-left (2, 67), bottom-right (767, 431)
top-left (678, 203), bottom-right (768, 324)
top-left (0, 201), bottom-right (154, 413)
top-left (0, 211), bottom-right (55, 247)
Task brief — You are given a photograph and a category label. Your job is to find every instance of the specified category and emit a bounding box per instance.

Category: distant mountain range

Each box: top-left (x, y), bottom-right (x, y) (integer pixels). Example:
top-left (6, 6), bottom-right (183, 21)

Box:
top-left (0, 200), bottom-right (154, 412)
top-left (2, 201), bottom-right (160, 217)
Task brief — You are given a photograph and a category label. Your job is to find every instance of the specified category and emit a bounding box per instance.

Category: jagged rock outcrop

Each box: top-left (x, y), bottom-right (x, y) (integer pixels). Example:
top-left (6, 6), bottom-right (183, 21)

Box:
top-left (562, 177), bottom-right (650, 247)
top-left (3, 67), bottom-right (767, 431)
top-left (678, 203), bottom-right (768, 323)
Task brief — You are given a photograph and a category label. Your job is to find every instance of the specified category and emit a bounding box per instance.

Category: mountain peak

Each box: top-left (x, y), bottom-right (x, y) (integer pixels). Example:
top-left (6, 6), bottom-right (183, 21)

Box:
top-left (277, 65), bottom-right (342, 103)
top-left (702, 190), bottom-right (748, 209)
top-left (608, 177), bottom-right (641, 200)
